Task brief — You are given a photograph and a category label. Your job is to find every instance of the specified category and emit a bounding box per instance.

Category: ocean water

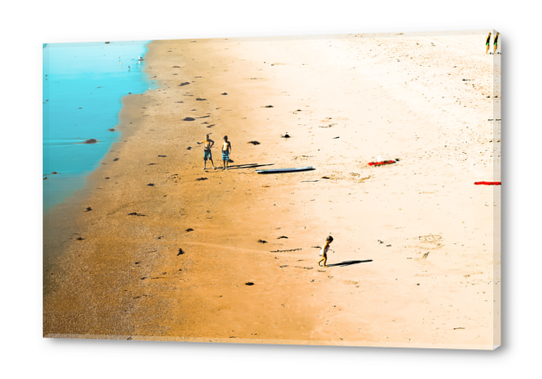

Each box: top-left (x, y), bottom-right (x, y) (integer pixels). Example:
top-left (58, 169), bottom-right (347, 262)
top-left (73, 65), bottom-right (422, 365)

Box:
top-left (43, 40), bottom-right (156, 214)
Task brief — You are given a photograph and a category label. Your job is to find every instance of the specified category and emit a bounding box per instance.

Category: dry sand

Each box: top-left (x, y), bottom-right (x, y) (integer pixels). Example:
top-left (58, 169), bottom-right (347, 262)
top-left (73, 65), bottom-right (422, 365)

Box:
top-left (43, 30), bottom-right (500, 349)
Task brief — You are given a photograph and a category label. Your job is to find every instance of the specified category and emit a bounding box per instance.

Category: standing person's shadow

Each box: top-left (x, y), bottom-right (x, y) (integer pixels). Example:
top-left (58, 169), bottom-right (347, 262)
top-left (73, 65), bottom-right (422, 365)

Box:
top-left (327, 260), bottom-right (372, 267)
top-left (227, 163), bottom-right (274, 170)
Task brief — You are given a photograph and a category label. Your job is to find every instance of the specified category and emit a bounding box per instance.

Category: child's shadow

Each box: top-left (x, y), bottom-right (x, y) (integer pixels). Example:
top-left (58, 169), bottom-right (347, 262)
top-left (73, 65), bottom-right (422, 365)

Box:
top-left (327, 260), bottom-right (372, 267)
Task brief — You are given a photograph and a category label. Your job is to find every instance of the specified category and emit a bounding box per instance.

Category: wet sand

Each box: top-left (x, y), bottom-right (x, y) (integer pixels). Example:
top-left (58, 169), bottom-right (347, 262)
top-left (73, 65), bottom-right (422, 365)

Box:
top-left (43, 31), bottom-right (500, 349)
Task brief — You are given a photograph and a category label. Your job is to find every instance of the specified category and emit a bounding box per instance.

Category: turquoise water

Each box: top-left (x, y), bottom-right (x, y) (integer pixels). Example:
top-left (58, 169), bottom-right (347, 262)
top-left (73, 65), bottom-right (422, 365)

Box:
top-left (43, 40), bottom-right (156, 214)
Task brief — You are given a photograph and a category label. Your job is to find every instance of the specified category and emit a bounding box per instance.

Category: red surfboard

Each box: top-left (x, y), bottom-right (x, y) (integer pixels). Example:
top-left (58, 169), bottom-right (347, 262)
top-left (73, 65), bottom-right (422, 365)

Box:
top-left (474, 181), bottom-right (501, 185)
top-left (369, 160), bottom-right (396, 166)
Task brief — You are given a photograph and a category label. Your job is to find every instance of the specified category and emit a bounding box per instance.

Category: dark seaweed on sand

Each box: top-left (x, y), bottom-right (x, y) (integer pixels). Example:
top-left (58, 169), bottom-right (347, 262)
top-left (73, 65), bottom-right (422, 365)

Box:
top-left (248, 141), bottom-right (260, 145)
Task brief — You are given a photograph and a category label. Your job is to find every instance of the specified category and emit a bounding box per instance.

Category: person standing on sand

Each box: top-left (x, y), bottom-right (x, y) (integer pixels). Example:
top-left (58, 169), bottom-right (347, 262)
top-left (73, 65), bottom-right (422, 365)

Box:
top-left (197, 134), bottom-right (215, 170)
top-left (485, 32), bottom-right (491, 54)
top-left (493, 32), bottom-right (499, 54)
top-left (222, 135), bottom-right (232, 170)
top-left (318, 236), bottom-right (334, 268)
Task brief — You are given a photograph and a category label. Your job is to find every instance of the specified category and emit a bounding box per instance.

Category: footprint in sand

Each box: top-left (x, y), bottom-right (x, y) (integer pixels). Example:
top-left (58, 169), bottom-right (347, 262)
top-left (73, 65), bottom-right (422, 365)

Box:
top-left (419, 235), bottom-right (442, 243)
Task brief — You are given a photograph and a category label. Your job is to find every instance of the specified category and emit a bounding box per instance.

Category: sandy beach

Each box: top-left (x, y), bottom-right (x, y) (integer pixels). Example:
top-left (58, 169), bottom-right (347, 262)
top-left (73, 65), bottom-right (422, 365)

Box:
top-left (43, 31), bottom-right (500, 349)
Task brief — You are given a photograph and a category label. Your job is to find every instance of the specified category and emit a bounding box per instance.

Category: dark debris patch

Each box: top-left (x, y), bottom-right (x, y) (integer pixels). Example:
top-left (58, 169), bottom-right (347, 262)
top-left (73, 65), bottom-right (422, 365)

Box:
top-left (183, 117), bottom-right (196, 121)
top-left (248, 141), bottom-right (260, 145)
top-left (196, 177), bottom-right (208, 181)
top-left (245, 282), bottom-right (255, 286)
top-left (177, 248), bottom-right (185, 256)
top-left (128, 212), bottom-right (146, 217)
top-left (147, 183), bottom-right (154, 186)
top-left (258, 239), bottom-right (267, 244)
top-left (186, 228), bottom-right (194, 232)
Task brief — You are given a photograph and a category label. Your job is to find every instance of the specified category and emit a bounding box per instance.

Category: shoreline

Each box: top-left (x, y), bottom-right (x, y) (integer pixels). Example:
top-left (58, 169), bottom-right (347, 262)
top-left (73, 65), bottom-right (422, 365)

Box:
top-left (44, 32), bottom-right (500, 348)
top-left (43, 40), bottom-right (154, 214)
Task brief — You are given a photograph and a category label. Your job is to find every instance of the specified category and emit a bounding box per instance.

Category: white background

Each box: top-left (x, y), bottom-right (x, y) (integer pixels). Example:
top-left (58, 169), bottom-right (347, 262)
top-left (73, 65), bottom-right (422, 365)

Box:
top-left (1, 1), bottom-right (539, 378)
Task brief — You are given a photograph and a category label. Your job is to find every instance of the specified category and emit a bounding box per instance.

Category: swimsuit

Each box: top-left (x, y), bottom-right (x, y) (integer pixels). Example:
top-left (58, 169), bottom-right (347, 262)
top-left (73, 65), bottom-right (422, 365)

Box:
top-left (486, 36), bottom-right (491, 46)
top-left (202, 140), bottom-right (212, 160)
top-left (320, 245), bottom-right (329, 256)
top-left (494, 35), bottom-right (499, 45)
top-left (222, 141), bottom-right (230, 160)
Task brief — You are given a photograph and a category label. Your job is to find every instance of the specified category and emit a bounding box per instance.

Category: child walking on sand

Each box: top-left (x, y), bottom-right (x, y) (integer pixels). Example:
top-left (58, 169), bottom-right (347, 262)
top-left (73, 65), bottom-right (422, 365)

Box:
top-left (318, 235), bottom-right (333, 268)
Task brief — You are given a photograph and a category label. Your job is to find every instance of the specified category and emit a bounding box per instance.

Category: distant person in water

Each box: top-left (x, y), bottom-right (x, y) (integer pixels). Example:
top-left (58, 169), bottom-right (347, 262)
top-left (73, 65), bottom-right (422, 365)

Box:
top-left (318, 235), bottom-right (334, 268)
top-left (485, 32), bottom-right (491, 54)
top-left (197, 134), bottom-right (215, 170)
top-left (493, 32), bottom-right (499, 54)
top-left (222, 135), bottom-right (232, 170)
